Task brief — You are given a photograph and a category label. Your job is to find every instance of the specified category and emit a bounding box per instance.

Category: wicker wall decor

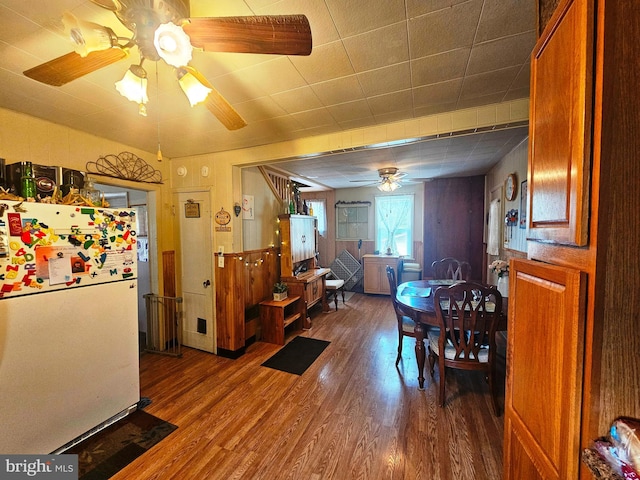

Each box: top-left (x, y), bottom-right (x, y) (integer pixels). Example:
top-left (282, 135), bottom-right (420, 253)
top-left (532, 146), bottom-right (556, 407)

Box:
top-left (86, 152), bottom-right (163, 184)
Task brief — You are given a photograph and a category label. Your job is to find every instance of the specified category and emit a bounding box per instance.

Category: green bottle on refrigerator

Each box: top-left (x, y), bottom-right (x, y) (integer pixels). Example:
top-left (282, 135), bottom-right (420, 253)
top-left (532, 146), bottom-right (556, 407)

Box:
top-left (20, 161), bottom-right (37, 199)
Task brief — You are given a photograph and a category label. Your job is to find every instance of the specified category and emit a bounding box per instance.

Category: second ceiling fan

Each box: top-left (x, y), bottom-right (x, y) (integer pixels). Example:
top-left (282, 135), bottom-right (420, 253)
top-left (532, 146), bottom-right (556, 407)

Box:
top-left (351, 167), bottom-right (408, 192)
top-left (23, 0), bottom-right (312, 130)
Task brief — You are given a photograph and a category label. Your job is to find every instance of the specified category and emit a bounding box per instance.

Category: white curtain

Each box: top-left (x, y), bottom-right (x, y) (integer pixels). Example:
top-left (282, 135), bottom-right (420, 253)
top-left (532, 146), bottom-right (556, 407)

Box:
top-left (487, 199), bottom-right (500, 255)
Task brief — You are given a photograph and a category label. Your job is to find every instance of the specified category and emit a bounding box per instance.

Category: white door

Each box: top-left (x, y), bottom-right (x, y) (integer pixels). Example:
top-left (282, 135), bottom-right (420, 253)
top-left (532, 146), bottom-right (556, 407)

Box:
top-left (178, 191), bottom-right (215, 353)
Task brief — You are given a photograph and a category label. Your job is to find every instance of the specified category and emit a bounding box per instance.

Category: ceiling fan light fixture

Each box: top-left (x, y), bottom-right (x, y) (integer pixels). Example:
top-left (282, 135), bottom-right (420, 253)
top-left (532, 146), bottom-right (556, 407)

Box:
top-left (378, 179), bottom-right (401, 192)
top-left (177, 66), bottom-right (212, 106)
top-left (115, 64), bottom-right (149, 109)
top-left (62, 11), bottom-right (116, 57)
top-left (154, 22), bottom-right (193, 67)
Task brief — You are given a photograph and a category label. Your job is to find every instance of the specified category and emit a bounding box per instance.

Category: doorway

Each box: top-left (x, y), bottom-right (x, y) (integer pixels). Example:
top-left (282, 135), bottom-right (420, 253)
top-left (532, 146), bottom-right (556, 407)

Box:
top-left (177, 190), bottom-right (215, 353)
top-left (95, 183), bottom-right (152, 352)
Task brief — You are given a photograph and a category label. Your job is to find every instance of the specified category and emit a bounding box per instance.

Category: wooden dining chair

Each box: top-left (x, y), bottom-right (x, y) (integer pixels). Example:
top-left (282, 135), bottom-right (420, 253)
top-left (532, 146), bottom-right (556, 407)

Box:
top-left (428, 281), bottom-right (503, 415)
top-left (431, 257), bottom-right (471, 281)
top-left (386, 266), bottom-right (418, 366)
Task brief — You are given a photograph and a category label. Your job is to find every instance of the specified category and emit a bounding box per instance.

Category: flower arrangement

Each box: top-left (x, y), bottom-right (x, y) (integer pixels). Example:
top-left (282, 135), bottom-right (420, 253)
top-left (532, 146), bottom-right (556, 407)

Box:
top-left (489, 259), bottom-right (509, 278)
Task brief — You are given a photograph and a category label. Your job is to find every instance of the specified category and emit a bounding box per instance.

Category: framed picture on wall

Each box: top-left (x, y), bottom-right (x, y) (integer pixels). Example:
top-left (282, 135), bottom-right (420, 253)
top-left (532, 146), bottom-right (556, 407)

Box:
top-left (519, 180), bottom-right (528, 229)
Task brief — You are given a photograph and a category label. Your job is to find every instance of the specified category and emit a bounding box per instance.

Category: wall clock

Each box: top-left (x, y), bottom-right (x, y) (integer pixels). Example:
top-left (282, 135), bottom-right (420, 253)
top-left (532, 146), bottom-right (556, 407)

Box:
top-left (505, 173), bottom-right (518, 201)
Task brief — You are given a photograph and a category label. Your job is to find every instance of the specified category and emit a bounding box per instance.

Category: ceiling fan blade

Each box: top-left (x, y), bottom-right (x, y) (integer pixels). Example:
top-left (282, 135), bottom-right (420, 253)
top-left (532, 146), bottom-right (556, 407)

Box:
top-left (204, 86), bottom-right (247, 131)
top-left (24, 48), bottom-right (128, 86)
top-left (183, 15), bottom-right (312, 56)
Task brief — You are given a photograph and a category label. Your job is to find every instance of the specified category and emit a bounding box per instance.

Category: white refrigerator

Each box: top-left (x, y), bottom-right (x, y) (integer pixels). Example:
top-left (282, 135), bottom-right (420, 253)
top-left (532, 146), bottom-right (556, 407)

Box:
top-left (0, 200), bottom-right (140, 454)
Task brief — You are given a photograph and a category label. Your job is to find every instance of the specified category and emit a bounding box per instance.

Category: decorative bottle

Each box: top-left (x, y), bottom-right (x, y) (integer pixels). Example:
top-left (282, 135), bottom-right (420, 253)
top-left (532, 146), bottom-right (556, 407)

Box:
top-left (20, 161), bottom-right (37, 199)
top-left (303, 200), bottom-right (308, 215)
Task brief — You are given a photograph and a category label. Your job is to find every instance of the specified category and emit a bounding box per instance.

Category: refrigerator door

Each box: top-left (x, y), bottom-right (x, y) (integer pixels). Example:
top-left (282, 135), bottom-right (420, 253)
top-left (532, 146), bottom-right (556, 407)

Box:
top-left (0, 280), bottom-right (140, 454)
top-left (0, 201), bottom-right (137, 300)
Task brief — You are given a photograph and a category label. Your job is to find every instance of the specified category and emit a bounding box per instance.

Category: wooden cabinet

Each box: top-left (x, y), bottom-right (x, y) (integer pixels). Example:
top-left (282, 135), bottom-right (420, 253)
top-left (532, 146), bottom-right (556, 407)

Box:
top-left (504, 1), bottom-right (640, 479)
top-left (279, 214), bottom-right (328, 327)
top-left (283, 268), bottom-right (330, 328)
top-left (363, 254), bottom-right (397, 294)
top-left (527, 0), bottom-right (592, 246)
top-left (279, 214), bottom-right (317, 276)
top-left (504, 259), bottom-right (586, 480)
top-left (259, 296), bottom-right (303, 345)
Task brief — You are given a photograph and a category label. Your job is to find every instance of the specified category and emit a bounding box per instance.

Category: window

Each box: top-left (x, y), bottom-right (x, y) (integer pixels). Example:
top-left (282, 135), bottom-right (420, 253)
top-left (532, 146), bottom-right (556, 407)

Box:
top-left (375, 194), bottom-right (414, 256)
top-left (307, 199), bottom-right (327, 236)
top-left (336, 203), bottom-right (369, 239)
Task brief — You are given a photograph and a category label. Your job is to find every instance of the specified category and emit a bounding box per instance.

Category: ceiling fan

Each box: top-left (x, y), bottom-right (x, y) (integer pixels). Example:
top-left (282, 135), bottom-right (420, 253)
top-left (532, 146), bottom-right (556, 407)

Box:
top-left (23, 0), bottom-right (312, 130)
top-left (350, 167), bottom-right (408, 192)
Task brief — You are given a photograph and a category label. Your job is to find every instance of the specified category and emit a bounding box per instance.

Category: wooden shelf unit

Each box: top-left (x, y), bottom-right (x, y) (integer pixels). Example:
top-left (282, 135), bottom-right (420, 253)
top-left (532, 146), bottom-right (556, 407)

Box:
top-left (259, 296), bottom-right (303, 345)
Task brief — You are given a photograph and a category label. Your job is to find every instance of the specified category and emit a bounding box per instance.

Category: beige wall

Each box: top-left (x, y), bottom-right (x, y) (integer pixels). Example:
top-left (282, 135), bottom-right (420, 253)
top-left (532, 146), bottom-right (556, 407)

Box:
top-left (241, 166), bottom-right (281, 251)
top-left (485, 136), bottom-right (529, 281)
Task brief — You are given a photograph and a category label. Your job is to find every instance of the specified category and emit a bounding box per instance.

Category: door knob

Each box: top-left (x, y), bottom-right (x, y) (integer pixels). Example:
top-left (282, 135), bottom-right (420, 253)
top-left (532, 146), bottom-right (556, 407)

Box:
top-left (203, 279), bottom-right (211, 288)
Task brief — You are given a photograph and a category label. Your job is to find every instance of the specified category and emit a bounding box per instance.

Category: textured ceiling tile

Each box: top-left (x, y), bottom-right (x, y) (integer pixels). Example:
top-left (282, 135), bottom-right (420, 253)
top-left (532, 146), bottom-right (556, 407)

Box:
top-left (374, 109), bottom-right (415, 125)
top-left (408, 0), bottom-right (483, 58)
top-left (311, 75), bottom-right (365, 106)
top-left (511, 61), bottom-right (531, 89)
top-left (456, 93), bottom-right (508, 110)
top-left (234, 96), bottom-right (288, 122)
top-left (466, 31), bottom-right (536, 75)
top-left (406, 0), bottom-right (470, 18)
top-left (459, 66), bottom-right (520, 99)
top-left (327, 99), bottom-right (374, 122)
top-left (414, 102), bottom-right (458, 118)
top-left (367, 90), bottom-right (414, 116)
top-left (291, 108), bottom-right (339, 129)
top-left (290, 41), bottom-right (354, 84)
top-left (411, 48), bottom-right (470, 87)
top-left (271, 86), bottom-right (323, 114)
top-left (413, 79), bottom-right (463, 108)
top-left (357, 62), bottom-right (412, 97)
top-left (475, 0), bottom-right (537, 43)
top-left (324, 0), bottom-right (406, 38)
top-left (343, 23), bottom-right (409, 72)
top-left (239, 57), bottom-right (308, 94)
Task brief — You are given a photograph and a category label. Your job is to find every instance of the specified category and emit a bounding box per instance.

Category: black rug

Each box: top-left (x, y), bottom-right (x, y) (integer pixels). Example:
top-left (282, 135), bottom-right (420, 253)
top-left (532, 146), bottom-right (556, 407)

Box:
top-left (65, 409), bottom-right (177, 480)
top-left (261, 336), bottom-right (330, 375)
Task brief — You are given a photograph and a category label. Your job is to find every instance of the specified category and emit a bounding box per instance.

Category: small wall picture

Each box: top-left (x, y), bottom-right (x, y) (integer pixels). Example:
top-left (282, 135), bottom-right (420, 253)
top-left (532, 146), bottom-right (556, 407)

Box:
top-left (520, 180), bottom-right (528, 229)
top-left (242, 194), bottom-right (254, 220)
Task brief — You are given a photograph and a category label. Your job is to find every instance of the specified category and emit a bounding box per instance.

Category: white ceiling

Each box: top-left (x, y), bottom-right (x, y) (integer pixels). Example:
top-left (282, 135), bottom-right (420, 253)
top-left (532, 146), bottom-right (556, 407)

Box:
top-left (0, 0), bottom-right (535, 189)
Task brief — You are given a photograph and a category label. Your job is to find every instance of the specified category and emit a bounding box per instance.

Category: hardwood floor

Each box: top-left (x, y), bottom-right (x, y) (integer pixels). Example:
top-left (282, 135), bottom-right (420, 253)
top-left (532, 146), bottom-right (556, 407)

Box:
top-left (120, 293), bottom-right (505, 479)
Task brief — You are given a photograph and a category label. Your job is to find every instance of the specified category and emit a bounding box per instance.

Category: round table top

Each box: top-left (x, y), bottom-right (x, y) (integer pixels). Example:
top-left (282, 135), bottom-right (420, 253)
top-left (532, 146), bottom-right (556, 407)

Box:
top-left (395, 279), bottom-right (508, 329)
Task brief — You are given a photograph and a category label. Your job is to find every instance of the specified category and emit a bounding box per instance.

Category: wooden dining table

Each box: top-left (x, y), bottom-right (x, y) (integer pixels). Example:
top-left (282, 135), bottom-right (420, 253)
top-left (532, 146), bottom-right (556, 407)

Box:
top-left (395, 279), bottom-right (508, 389)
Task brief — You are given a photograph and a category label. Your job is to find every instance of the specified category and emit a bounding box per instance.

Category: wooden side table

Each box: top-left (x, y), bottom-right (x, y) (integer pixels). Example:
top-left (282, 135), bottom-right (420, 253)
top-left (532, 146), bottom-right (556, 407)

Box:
top-left (259, 296), bottom-right (303, 345)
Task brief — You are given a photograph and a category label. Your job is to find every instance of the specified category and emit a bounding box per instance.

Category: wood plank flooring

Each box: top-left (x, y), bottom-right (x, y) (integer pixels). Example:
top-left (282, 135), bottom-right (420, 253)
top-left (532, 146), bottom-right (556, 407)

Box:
top-left (118, 292), bottom-right (505, 479)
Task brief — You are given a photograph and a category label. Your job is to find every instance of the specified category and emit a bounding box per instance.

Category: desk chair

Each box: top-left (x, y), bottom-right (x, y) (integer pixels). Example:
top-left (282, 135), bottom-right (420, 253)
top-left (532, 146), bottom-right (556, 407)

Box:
top-left (428, 281), bottom-right (503, 415)
top-left (386, 266), bottom-right (418, 366)
top-left (325, 277), bottom-right (345, 311)
top-left (431, 257), bottom-right (471, 281)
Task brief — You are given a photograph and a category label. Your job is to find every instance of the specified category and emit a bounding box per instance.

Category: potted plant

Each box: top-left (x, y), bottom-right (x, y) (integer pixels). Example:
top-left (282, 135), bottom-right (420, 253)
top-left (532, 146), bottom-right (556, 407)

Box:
top-left (273, 282), bottom-right (288, 301)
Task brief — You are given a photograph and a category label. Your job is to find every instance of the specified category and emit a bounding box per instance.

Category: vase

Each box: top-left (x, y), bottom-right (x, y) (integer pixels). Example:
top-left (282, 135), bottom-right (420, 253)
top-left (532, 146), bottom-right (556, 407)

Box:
top-left (497, 276), bottom-right (509, 298)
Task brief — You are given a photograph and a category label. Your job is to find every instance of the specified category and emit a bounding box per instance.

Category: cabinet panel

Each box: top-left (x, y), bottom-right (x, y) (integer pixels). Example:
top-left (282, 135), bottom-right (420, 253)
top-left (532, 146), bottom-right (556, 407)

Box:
top-left (279, 214), bottom-right (317, 276)
top-left (363, 255), bottom-right (396, 294)
top-left (528, 0), bottom-right (593, 246)
top-left (504, 259), bottom-right (585, 480)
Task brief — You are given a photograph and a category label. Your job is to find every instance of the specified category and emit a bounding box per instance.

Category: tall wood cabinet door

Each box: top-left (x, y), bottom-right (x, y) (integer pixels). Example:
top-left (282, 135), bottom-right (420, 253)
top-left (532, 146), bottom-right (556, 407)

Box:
top-left (289, 216), bottom-right (315, 263)
top-left (528, 0), bottom-right (593, 246)
top-left (503, 259), bottom-right (586, 480)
